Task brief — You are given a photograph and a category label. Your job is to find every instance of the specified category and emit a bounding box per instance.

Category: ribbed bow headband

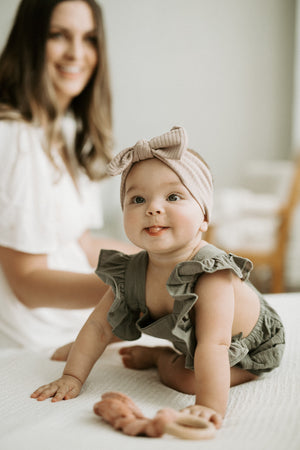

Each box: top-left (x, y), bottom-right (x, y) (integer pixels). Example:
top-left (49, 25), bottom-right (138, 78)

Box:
top-left (107, 126), bottom-right (213, 222)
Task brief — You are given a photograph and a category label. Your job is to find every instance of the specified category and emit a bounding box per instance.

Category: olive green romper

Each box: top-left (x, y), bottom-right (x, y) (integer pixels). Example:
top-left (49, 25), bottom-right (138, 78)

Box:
top-left (95, 244), bottom-right (285, 376)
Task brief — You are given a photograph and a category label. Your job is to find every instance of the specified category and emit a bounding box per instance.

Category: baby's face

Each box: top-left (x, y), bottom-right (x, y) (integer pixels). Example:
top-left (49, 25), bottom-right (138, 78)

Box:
top-left (123, 158), bottom-right (208, 256)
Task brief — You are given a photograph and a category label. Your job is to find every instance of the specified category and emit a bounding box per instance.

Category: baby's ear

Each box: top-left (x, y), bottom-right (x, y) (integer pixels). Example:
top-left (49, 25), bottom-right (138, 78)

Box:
top-left (200, 221), bottom-right (208, 232)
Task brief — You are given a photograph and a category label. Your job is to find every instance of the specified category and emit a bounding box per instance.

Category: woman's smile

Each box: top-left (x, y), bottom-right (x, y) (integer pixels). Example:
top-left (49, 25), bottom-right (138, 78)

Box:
top-left (57, 64), bottom-right (82, 76)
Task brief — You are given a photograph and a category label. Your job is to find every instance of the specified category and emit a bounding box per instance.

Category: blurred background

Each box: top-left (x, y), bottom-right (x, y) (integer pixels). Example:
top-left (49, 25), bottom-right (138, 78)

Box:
top-left (1, 0), bottom-right (299, 292)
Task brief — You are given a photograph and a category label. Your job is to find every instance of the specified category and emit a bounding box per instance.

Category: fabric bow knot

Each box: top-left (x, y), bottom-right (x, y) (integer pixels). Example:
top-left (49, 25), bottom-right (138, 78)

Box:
top-left (105, 125), bottom-right (213, 221)
top-left (107, 126), bottom-right (187, 176)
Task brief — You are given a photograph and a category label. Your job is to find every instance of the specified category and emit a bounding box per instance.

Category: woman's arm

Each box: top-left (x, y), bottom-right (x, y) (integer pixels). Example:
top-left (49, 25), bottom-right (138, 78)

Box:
top-left (31, 288), bottom-right (115, 401)
top-left (192, 270), bottom-right (235, 419)
top-left (0, 245), bottom-right (108, 309)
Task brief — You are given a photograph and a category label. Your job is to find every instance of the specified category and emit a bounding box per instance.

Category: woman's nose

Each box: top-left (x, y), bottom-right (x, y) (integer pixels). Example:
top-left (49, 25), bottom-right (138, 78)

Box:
top-left (67, 38), bottom-right (83, 59)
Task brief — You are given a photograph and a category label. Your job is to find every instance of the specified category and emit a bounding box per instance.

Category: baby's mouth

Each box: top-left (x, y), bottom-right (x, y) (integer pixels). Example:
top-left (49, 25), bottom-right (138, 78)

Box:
top-left (145, 226), bottom-right (168, 236)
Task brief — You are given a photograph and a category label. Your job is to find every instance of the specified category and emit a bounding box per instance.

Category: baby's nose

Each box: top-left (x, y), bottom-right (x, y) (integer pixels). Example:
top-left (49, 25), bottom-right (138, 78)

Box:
top-left (146, 209), bottom-right (161, 216)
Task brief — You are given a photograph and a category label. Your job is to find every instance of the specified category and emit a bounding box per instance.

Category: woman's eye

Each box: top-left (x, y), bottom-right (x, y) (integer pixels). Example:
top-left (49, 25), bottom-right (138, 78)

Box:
top-left (85, 35), bottom-right (97, 46)
top-left (48, 31), bottom-right (65, 40)
top-left (133, 196), bottom-right (145, 204)
top-left (168, 193), bottom-right (181, 202)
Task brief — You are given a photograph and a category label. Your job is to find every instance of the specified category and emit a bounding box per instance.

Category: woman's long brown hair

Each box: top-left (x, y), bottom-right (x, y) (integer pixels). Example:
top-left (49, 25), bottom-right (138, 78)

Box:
top-left (0, 0), bottom-right (113, 180)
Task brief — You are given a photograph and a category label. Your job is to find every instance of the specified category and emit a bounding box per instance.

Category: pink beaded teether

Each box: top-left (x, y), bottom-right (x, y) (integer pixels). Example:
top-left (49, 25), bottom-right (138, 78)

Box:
top-left (93, 391), bottom-right (216, 440)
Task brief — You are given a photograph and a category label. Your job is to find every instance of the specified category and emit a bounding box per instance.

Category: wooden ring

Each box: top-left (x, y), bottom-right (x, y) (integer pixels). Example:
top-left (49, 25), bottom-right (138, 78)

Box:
top-left (164, 414), bottom-right (216, 440)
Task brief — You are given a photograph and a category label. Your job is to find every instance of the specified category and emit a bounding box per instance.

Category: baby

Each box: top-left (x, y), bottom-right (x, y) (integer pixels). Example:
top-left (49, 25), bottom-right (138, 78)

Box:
top-left (31, 126), bottom-right (285, 430)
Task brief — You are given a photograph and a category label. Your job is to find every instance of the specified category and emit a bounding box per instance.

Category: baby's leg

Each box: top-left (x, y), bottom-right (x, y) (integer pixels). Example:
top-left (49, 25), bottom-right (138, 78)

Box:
top-left (51, 342), bottom-right (73, 361)
top-left (119, 346), bottom-right (195, 394)
top-left (119, 346), bottom-right (257, 394)
top-left (51, 335), bottom-right (122, 361)
top-left (230, 366), bottom-right (258, 386)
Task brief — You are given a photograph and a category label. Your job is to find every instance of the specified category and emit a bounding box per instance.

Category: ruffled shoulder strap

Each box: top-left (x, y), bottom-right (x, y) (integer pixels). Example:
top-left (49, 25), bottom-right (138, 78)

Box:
top-left (95, 250), bottom-right (148, 340)
top-left (95, 249), bottom-right (130, 298)
top-left (168, 244), bottom-right (253, 293)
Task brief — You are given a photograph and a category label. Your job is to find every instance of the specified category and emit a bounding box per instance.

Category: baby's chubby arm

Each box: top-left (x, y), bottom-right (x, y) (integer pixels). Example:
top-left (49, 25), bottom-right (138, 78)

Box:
top-left (186, 269), bottom-right (235, 426)
top-left (31, 288), bottom-right (115, 402)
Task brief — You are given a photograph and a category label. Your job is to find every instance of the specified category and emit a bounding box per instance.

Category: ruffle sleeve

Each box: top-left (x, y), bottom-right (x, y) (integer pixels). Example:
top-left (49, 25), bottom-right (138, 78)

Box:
top-left (95, 250), bottom-right (144, 340)
top-left (0, 120), bottom-right (57, 253)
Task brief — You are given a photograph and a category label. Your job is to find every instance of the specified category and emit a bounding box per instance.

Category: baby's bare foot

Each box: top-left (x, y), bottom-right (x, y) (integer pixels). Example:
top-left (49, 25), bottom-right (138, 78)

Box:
top-left (119, 345), bottom-right (160, 369)
top-left (119, 345), bottom-right (172, 370)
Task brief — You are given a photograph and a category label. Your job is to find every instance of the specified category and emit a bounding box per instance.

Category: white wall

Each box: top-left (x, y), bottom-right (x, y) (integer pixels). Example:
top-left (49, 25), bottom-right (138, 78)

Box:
top-left (288, 0), bottom-right (300, 290)
top-left (100, 0), bottom-right (295, 183)
top-left (292, 0), bottom-right (300, 152)
top-left (0, 0), bottom-right (20, 41)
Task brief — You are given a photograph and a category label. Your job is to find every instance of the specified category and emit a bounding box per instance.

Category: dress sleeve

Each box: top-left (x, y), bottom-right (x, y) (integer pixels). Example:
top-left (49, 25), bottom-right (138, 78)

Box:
top-left (0, 120), bottom-right (58, 253)
top-left (95, 250), bottom-right (142, 340)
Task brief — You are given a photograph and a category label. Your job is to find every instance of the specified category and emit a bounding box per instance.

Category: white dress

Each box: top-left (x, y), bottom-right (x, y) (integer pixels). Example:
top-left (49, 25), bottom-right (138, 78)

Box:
top-left (0, 118), bottom-right (103, 352)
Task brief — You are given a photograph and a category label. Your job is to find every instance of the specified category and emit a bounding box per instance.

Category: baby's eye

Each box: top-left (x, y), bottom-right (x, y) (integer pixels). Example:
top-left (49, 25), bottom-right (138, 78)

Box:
top-left (167, 193), bottom-right (181, 202)
top-left (133, 196), bottom-right (145, 204)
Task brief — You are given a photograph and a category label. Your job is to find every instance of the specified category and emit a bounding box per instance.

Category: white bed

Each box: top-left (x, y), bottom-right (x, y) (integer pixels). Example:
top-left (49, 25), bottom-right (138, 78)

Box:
top-left (0, 293), bottom-right (299, 450)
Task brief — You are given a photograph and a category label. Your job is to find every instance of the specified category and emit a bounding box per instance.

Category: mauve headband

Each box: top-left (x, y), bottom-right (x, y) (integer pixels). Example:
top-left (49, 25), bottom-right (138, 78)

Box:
top-left (106, 126), bottom-right (213, 222)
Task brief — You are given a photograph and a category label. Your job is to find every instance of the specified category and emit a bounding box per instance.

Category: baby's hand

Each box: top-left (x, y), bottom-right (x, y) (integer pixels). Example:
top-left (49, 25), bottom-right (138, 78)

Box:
top-left (180, 405), bottom-right (223, 429)
top-left (31, 374), bottom-right (82, 402)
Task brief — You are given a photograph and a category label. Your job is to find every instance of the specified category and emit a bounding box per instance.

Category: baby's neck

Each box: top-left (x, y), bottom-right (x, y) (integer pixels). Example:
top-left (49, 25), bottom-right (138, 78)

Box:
top-left (147, 240), bottom-right (206, 273)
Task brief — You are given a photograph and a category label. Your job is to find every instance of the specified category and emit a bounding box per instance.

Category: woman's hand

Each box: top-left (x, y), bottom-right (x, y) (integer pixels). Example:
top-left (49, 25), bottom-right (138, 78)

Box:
top-left (180, 404), bottom-right (223, 429)
top-left (31, 374), bottom-right (82, 402)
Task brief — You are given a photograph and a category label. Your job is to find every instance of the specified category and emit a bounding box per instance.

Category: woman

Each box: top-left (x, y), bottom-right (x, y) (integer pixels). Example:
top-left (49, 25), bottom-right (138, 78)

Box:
top-left (0, 0), bottom-right (132, 352)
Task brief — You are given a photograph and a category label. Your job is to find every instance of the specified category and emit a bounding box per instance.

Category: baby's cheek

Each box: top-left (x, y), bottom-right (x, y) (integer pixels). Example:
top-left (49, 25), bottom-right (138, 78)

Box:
top-left (123, 216), bottom-right (141, 246)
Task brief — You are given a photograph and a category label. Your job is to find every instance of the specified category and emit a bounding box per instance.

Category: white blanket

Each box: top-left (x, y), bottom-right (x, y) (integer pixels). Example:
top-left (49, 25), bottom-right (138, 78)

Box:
top-left (0, 293), bottom-right (299, 450)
